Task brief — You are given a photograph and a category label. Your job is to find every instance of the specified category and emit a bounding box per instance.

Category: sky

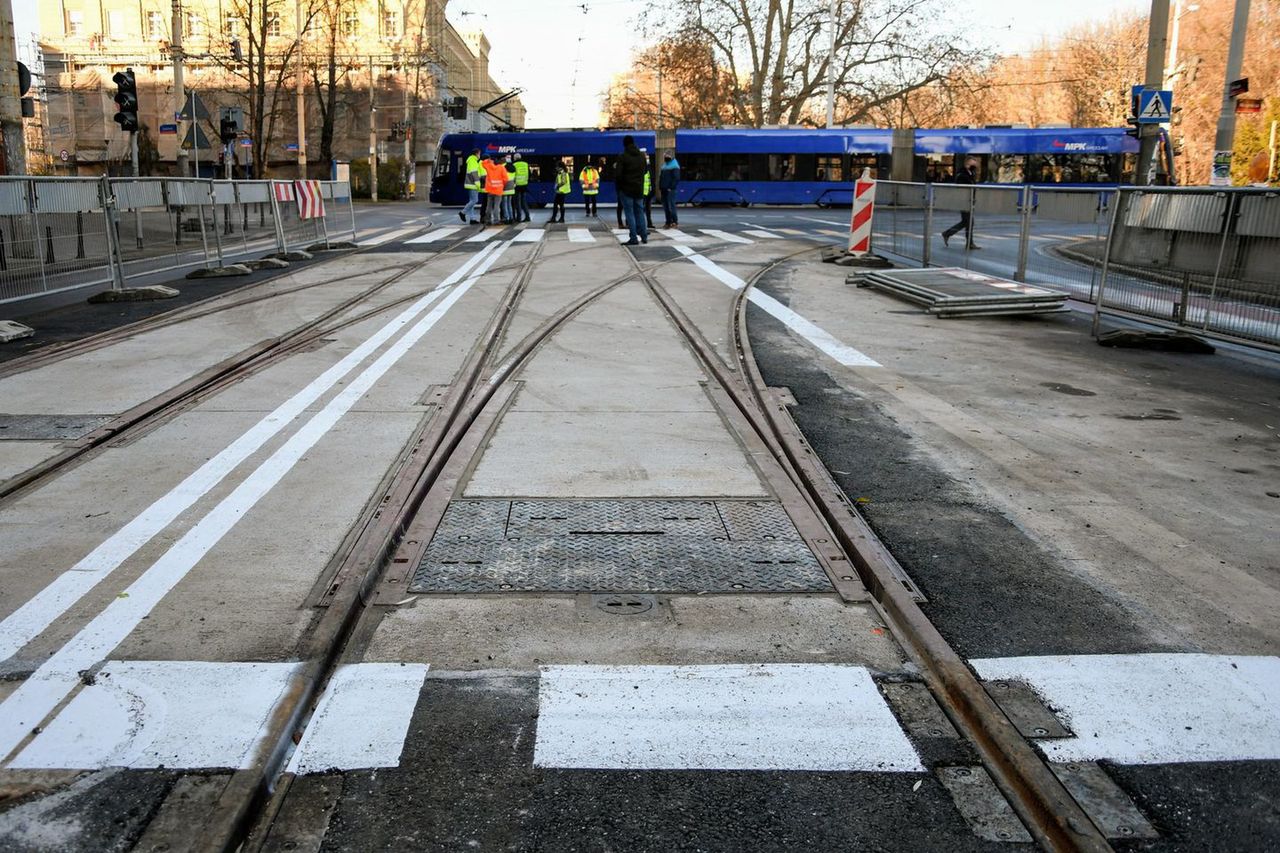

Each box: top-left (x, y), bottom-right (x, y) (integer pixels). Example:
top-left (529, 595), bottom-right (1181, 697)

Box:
top-left (12, 0), bottom-right (1148, 125)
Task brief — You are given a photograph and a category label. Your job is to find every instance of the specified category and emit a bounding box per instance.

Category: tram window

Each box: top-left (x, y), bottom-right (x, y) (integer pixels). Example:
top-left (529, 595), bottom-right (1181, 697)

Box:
top-left (680, 153), bottom-right (716, 181)
top-left (721, 153), bottom-right (750, 181)
top-left (434, 151), bottom-right (454, 179)
top-left (850, 153), bottom-right (878, 180)
top-left (768, 154), bottom-right (798, 180)
top-left (816, 155), bottom-right (844, 182)
top-left (989, 154), bottom-right (1025, 184)
top-left (1028, 154), bottom-right (1115, 184)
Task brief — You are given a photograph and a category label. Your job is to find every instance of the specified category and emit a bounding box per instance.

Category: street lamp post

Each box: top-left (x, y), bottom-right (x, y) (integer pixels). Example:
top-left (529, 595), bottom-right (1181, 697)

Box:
top-left (295, 0), bottom-right (307, 179)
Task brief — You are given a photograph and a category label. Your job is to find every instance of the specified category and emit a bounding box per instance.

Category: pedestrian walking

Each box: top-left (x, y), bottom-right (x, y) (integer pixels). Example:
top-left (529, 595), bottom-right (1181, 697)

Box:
top-left (513, 153), bottom-right (532, 222)
top-left (942, 157), bottom-right (981, 250)
top-left (550, 162), bottom-right (570, 223)
top-left (615, 135), bottom-right (649, 245)
top-left (460, 147), bottom-right (482, 224)
top-left (641, 149), bottom-right (655, 230)
top-left (580, 160), bottom-right (601, 216)
top-left (502, 158), bottom-right (516, 224)
top-left (482, 154), bottom-right (506, 226)
top-left (659, 150), bottom-right (680, 228)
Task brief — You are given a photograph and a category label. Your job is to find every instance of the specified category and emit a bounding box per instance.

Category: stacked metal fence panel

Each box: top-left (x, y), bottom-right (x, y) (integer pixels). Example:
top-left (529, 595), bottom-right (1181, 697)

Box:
top-left (0, 177), bottom-right (354, 308)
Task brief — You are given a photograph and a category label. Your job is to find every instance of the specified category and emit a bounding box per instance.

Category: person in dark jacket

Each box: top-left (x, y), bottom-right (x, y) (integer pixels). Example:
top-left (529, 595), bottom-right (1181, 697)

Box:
top-left (658, 151), bottom-right (680, 228)
top-left (615, 135), bottom-right (649, 245)
top-left (942, 157), bottom-right (981, 250)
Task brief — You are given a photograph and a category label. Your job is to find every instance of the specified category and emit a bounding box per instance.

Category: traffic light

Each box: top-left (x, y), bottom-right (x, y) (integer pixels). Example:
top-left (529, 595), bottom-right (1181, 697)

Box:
top-left (442, 96), bottom-right (467, 120)
top-left (112, 68), bottom-right (138, 133)
top-left (219, 117), bottom-right (237, 144)
top-left (1124, 117), bottom-right (1140, 140)
top-left (230, 38), bottom-right (243, 63)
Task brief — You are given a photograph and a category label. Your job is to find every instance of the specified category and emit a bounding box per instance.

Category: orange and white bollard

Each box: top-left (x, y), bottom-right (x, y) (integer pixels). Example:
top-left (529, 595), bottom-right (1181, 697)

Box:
top-left (847, 167), bottom-right (876, 257)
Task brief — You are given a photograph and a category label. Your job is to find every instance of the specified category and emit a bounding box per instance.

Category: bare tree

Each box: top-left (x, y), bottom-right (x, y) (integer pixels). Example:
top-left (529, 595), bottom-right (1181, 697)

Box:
top-left (641, 0), bottom-right (979, 127)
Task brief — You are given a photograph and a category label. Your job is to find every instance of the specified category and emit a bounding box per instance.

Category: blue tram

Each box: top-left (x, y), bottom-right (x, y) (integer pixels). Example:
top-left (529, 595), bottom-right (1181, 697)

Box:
top-left (428, 126), bottom-right (1143, 208)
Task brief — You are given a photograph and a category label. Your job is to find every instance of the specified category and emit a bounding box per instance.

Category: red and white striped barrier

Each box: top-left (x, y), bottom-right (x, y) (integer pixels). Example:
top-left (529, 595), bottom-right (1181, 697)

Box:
top-left (847, 169), bottom-right (876, 257)
top-left (294, 179), bottom-right (325, 220)
top-left (272, 181), bottom-right (295, 203)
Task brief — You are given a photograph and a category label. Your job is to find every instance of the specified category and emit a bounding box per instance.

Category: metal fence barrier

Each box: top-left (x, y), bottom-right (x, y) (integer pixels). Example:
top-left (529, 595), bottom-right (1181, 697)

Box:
top-left (869, 180), bottom-right (1280, 351)
top-left (0, 176), bottom-right (356, 309)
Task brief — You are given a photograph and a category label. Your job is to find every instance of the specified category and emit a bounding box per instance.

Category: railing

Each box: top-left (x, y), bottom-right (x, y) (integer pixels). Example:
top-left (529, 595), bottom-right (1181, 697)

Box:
top-left (870, 181), bottom-right (1280, 351)
top-left (0, 176), bottom-right (356, 308)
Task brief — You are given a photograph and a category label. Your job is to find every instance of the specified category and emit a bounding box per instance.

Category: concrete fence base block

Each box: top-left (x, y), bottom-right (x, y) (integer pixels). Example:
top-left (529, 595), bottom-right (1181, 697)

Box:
top-left (1097, 329), bottom-right (1216, 354)
top-left (88, 285), bottom-right (181, 304)
top-left (0, 320), bottom-right (35, 343)
top-left (834, 253), bottom-right (893, 269)
top-left (186, 264), bottom-right (253, 279)
top-left (307, 241), bottom-right (357, 252)
top-left (245, 257), bottom-right (291, 270)
top-left (269, 251), bottom-right (314, 262)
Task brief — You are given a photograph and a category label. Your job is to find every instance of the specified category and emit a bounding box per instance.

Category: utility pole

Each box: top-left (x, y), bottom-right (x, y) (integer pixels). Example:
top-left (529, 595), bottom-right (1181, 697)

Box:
top-left (369, 56), bottom-right (378, 202)
top-left (1210, 0), bottom-right (1251, 185)
top-left (402, 64), bottom-right (412, 198)
top-left (1269, 120), bottom-right (1278, 184)
top-left (172, 0), bottom-right (187, 177)
top-left (656, 64), bottom-right (663, 129)
top-left (824, 0), bottom-right (837, 129)
top-left (0, 0), bottom-right (27, 174)
top-left (295, 0), bottom-right (307, 179)
top-left (1136, 0), bottom-right (1170, 186)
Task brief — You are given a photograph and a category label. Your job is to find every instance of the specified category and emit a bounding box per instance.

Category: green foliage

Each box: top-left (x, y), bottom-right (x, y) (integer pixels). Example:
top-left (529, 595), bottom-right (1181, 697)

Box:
top-left (349, 156), bottom-right (407, 198)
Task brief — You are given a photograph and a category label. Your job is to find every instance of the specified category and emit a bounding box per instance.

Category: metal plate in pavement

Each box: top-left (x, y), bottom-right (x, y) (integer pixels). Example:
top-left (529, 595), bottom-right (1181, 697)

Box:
top-left (0, 414), bottom-right (111, 440)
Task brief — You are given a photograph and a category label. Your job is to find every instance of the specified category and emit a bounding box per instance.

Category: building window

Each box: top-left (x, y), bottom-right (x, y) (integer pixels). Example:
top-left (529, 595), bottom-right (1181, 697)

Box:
top-left (187, 13), bottom-right (204, 39)
top-left (382, 9), bottom-right (401, 37)
top-left (266, 12), bottom-right (281, 37)
top-left (67, 11), bottom-right (84, 37)
top-left (224, 14), bottom-right (241, 38)
top-left (147, 12), bottom-right (165, 40)
top-left (341, 11), bottom-right (359, 36)
top-left (107, 10), bottom-right (127, 38)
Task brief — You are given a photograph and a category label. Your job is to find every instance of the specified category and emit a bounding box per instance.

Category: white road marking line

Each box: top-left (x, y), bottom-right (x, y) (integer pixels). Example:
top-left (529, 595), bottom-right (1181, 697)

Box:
top-left (406, 226), bottom-right (460, 244)
top-left (0, 244), bottom-right (500, 666)
top-left (971, 654), bottom-right (1280, 765)
top-left (567, 228), bottom-right (595, 243)
top-left (700, 229), bottom-right (754, 244)
top-left (657, 229), bottom-right (701, 244)
top-left (742, 229), bottom-right (785, 240)
top-left (817, 229), bottom-right (845, 238)
top-left (671, 245), bottom-right (880, 368)
top-left (287, 663), bottom-right (429, 774)
top-left (466, 228), bottom-right (502, 242)
top-left (775, 228), bottom-right (808, 236)
top-left (10, 661), bottom-right (297, 770)
top-left (798, 215), bottom-right (847, 227)
top-left (534, 664), bottom-right (923, 771)
top-left (363, 227), bottom-right (418, 246)
top-left (514, 228), bottom-right (545, 243)
top-left (0, 242), bottom-right (513, 763)
top-left (612, 228), bottom-right (630, 242)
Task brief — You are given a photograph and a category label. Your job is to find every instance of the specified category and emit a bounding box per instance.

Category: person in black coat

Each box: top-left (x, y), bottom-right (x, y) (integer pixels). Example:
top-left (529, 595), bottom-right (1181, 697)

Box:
top-left (615, 135), bottom-right (649, 245)
top-left (942, 157), bottom-right (981, 250)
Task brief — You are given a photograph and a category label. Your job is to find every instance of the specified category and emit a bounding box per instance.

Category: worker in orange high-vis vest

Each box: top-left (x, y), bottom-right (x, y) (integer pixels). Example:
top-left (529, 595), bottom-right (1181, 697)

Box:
top-left (579, 159), bottom-right (601, 217)
top-left (482, 154), bottom-right (507, 226)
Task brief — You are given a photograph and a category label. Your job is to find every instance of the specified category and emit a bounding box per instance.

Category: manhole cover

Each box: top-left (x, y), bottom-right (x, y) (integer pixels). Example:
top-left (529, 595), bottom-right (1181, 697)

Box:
top-left (593, 594), bottom-right (656, 616)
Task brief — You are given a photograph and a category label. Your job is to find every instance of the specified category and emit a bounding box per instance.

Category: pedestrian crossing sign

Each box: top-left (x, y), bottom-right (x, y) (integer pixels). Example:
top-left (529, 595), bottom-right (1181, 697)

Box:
top-left (1137, 89), bottom-right (1173, 124)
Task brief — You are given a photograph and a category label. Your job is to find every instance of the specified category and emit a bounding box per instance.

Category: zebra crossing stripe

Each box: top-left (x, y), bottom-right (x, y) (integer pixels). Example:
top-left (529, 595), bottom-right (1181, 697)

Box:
top-left (363, 228), bottom-right (418, 247)
top-left (657, 229), bottom-right (701, 244)
top-left (514, 228), bottom-right (545, 243)
top-left (406, 226), bottom-right (460, 244)
top-left (466, 229), bottom-right (503, 243)
top-left (700, 229), bottom-right (754, 244)
top-left (567, 228), bottom-right (595, 243)
top-left (742, 229), bottom-right (784, 240)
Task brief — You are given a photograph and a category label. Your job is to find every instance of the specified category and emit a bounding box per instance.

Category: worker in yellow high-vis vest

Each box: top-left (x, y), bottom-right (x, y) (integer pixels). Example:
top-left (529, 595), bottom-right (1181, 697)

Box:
top-left (579, 160), bottom-right (601, 217)
top-left (461, 147), bottom-right (482, 224)
top-left (502, 157), bottom-right (516, 224)
top-left (550, 162), bottom-right (571, 223)
top-left (513, 153), bottom-right (531, 222)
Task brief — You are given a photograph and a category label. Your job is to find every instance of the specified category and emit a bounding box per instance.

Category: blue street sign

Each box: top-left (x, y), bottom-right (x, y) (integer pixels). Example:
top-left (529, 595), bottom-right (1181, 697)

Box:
top-left (1137, 89), bottom-right (1173, 124)
top-left (284, 142), bottom-right (299, 152)
top-left (158, 123), bottom-right (177, 135)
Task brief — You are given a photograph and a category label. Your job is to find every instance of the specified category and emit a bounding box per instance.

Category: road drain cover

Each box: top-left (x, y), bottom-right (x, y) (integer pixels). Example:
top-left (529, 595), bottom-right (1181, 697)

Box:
top-left (409, 499), bottom-right (832, 594)
top-left (593, 594), bottom-right (655, 616)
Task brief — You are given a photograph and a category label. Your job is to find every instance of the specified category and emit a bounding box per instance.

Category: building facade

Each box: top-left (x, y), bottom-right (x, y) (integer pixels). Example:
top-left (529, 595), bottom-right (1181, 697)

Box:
top-left (33, 0), bottom-right (523, 193)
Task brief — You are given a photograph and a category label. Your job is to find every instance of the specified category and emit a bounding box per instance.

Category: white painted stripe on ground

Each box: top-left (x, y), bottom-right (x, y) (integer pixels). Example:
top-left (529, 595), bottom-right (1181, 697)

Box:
top-left (406, 226), bottom-right (460, 244)
top-left (798, 216), bottom-right (847, 227)
top-left (743, 229), bottom-right (785, 240)
top-left (612, 228), bottom-right (630, 242)
top-left (465, 228), bottom-right (502, 242)
top-left (363, 227), bottom-right (417, 246)
top-left (700, 229), bottom-right (754, 244)
top-left (656, 229), bottom-right (701, 244)
top-left (775, 228), bottom-right (809, 236)
top-left (514, 228), bottom-right (545, 243)
top-left (287, 663), bottom-right (429, 774)
top-left (0, 242), bottom-right (514, 763)
top-left (817, 229), bottom-right (845, 238)
top-left (671, 245), bottom-right (880, 368)
top-left (567, 228), bottom-right (595, 243)
top-left (0, 244), bottom-right (500, 666)
top-left (10, 661), bottom-right (297, 770)
top-left (971, 654), bottom-right (1280, 765)
top-left (534, 664), bottom-right (923, 771)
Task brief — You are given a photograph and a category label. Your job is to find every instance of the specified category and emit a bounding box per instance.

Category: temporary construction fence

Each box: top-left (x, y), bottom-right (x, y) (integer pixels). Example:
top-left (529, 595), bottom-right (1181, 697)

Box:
top-left (0, 176), bottom-right (355, 308)
top-left (869, 181), bottom-right (1280, 351)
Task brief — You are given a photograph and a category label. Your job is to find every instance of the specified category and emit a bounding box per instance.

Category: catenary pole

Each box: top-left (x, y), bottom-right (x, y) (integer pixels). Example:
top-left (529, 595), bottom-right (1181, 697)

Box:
top-left (824, 0), bottom-right (837, 128)
top-left (1210, 0), bottom-right (1251, 184)
top-left (295, 0), bottom-right (307, 179)
top-left (369, 56), bottom-right (378, 202)
top-left (1136, 0), bottom-right (1170, 186)
top-left (172, 0), bottom-right (187, 177)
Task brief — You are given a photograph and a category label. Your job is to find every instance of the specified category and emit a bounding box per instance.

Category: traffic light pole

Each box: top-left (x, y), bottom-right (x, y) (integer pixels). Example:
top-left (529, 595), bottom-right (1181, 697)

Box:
top-left (131, 130), bottom-right (143, 248)
top-left (1137, 0), bottom-right (1170, 186)
top-left (369, 56), bottom-right (378, 203)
